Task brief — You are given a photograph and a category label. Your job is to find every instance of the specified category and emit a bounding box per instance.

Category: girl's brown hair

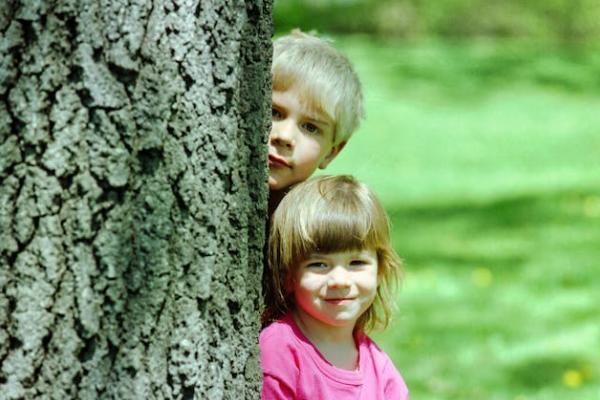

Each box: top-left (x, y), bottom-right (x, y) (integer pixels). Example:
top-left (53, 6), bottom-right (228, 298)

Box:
top-left (262, 175), bottom-right (403, 332)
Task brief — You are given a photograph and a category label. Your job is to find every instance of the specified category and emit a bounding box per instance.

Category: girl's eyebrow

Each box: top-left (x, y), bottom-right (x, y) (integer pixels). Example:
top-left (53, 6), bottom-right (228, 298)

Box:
top-left (305, 253), bottom-right (330, 260)
top-left (306, 253), bottom-right (326, 258)
top-left (309, 251), bottom-right (372, 258)
top-left (271, 102), bottom-right (285, 110)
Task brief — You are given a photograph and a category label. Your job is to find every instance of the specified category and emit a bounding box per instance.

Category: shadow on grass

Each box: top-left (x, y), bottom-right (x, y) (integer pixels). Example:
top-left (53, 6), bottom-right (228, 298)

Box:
top-left (386, 189), bottom-right (600, 272)
top-left (508, 355), bottom-right (589, 389)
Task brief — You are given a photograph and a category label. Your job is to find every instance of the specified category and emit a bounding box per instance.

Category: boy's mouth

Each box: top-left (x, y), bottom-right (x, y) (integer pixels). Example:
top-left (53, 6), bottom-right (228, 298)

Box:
top-left (268, 154), bottom-right (291, 168)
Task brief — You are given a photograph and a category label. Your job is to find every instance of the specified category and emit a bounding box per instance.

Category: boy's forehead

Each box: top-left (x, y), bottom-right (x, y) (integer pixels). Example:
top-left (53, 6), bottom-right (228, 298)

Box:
top-left (301, 102), bottom-right (333, 124)
top-left (277, 84), bottom-right (334, 124)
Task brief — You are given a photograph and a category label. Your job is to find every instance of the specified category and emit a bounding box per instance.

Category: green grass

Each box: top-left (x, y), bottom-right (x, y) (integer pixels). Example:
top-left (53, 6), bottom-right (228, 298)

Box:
top-left (322, 36), bottom-right (600, 399)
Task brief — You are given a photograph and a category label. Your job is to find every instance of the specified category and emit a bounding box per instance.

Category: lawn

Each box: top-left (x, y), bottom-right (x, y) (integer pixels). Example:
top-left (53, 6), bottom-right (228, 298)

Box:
top-left (322, 36), bottom-right (600, 400)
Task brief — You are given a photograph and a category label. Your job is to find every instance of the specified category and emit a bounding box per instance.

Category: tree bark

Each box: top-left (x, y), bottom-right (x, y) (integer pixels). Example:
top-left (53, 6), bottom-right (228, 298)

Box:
top-left (0, 0), bottom-right (271, 398)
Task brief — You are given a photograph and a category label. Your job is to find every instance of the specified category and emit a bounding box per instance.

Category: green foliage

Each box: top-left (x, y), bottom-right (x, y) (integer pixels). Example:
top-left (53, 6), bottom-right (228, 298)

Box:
top-left (274, 0), bottom-right (600, 42)
top-left (322, 36), bottom-right (600, 399)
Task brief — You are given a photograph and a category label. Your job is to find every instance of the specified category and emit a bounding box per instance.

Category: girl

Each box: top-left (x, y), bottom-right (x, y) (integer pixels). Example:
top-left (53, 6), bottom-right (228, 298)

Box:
top-left (260, 175), bottom-right (409, 399)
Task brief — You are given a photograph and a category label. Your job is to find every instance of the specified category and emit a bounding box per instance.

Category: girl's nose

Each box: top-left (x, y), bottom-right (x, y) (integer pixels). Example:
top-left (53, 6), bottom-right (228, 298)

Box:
top-left (328, 266), bottom-right (351, 287)
top-left (270, 121), bottom-right (296, 149)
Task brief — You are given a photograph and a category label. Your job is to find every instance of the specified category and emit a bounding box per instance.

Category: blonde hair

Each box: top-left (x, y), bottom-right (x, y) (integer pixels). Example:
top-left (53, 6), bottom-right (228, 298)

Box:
top-left (272, 30), bottom-right (364, 146)
top-left (263, 175), bottom-right (402, 332)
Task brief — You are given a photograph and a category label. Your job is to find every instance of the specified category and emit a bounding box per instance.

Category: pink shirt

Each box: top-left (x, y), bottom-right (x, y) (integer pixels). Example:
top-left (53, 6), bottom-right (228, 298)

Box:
top-left (260, 314), bottom-right (409, 399)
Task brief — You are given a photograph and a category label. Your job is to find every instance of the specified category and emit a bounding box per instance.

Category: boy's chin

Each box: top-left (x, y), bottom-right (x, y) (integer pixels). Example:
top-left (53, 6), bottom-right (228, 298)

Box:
top-left (268, 176), bottom-right (284, 192)
top-left (268, 174), bottom-right (290, 192)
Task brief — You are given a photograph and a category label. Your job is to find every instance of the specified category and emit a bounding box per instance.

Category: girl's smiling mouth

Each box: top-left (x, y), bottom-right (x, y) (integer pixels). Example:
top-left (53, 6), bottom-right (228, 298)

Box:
top-left (324, 298), bottom-right (355, 305)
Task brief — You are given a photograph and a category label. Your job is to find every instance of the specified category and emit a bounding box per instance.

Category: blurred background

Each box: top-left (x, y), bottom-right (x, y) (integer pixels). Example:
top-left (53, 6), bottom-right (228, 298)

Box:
top-left (274, 1), bottom-right (600, 399)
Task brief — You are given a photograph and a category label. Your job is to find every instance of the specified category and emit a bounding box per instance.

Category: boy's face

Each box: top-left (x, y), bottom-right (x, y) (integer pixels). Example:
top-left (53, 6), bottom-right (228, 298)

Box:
top-left (268, 87), bottom-right (346, 191)
top-left (292, 249), bottom-right (379, 329)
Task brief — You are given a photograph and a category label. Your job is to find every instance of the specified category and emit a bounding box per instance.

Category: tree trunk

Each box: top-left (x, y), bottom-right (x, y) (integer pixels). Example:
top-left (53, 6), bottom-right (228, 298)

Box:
top-left (0, 1), bottom-right (272, 398)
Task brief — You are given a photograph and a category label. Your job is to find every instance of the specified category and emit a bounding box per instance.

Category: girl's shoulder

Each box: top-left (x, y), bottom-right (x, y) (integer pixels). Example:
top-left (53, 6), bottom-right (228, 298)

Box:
top-left (356, 333), bottom-right (384, 353)
top-left (259, 313), bottom-right (299, 352)
top-left (260, 314), bottom-right (303, 378)
top-left (357, 334), bottom-right (395, 369)
top-left (358, 334), bottom-right (409, 399)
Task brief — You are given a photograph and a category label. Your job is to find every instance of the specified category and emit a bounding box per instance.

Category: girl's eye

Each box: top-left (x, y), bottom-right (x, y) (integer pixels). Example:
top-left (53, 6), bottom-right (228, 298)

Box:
top-left (302, 122), bottom-right (320, 134)
top-left (307, 262), bottom-right (327, 269)
top-left (350, 260), bottom-right (367, 267)
top-left (272, 107), bottom-right (284, 120)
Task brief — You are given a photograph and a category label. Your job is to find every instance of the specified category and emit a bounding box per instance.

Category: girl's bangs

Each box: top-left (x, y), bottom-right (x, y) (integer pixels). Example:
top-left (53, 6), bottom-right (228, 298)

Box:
top-left (293, 202), bottom-right (382, 260)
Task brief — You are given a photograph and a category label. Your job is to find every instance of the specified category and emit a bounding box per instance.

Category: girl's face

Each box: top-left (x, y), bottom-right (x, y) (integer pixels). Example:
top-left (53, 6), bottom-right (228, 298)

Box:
top-left (292, 249), bottom-right (378, 330)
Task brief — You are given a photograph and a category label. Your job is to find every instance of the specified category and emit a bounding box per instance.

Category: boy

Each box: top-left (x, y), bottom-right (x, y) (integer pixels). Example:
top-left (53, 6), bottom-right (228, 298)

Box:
top-left (267, 29), bottom-right (364, 211)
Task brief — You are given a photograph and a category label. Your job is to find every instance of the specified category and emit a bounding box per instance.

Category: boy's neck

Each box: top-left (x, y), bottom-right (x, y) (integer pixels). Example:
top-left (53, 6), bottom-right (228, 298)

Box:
top-left (293, 310), bottom-right (359, 370)
top-left (268, 189), bottom-right (288, 216)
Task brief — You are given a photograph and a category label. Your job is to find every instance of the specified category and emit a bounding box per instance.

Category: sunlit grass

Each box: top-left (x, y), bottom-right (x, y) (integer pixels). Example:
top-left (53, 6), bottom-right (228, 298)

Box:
top-left (328, 36), bottom-right (600, 207)
top-left (322, 36), bottom-right (600, 400)
top-left (374, 193), bottom-right (600, 399)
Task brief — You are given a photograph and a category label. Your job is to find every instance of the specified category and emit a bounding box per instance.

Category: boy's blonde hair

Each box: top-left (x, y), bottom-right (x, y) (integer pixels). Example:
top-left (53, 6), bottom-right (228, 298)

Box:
top-left (272, 30), bottom-right (364, 146)
top-left (263, 175), bottom-right (402, 332)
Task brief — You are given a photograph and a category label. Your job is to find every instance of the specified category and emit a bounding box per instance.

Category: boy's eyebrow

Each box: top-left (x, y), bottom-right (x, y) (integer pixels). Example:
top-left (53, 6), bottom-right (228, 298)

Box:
top-left (298, 99), bottom-right (333, 125)
top-left (305, 115), bottom-right (332, 127)
top-left (303, 107), bottom-right (334, 126)
top-left (272, 101), bottom-right (332, 126)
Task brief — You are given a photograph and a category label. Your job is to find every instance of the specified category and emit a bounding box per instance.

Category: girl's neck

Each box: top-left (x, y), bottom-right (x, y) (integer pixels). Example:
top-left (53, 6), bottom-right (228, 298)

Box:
top-left (293, 310), bottom-right (359, 370)
top-left (294, 310), bottom-right (355, 343)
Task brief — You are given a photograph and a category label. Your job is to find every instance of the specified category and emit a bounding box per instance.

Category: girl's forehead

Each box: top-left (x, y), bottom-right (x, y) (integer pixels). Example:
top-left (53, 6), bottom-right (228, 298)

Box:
top-left (305, 248), bottom-right (376, 257)
top-left (298, 248), bottom-right (378, 264)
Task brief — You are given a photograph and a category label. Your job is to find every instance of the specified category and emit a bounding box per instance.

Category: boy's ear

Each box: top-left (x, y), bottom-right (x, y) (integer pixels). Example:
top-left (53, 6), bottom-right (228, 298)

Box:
top-left (319, 141), bottom-right (347, 169)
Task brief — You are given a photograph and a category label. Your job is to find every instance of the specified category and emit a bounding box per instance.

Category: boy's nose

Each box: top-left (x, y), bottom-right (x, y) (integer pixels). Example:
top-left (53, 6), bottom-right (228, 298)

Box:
top-left (270, 121), bottom-right (296, 149)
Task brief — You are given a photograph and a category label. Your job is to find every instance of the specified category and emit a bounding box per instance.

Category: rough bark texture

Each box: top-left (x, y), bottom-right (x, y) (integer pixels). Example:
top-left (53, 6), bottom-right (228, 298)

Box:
top-left (0, 0), bottom-right (271, 398)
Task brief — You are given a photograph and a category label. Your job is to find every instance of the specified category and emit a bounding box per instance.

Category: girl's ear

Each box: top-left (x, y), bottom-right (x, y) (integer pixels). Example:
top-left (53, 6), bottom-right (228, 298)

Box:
top-left (376, 252), bottom-right (384, 285)
top-left (284, 274), bottom-right (296, 294)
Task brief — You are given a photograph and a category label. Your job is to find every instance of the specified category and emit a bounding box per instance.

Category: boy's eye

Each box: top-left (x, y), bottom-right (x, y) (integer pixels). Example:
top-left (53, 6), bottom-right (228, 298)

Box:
top-left (306, 261), bottom-right (327, 269)
top-left (272, 107), bottom-right (284, 120)
top-left (350, 259), bottom-right (367, 267)
top-left (302, 122), bottom-right (320, 134)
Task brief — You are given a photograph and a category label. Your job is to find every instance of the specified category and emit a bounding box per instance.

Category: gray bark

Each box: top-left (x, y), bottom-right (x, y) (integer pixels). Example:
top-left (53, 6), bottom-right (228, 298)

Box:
top-left (0, 0), bottom-right (271, 398)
